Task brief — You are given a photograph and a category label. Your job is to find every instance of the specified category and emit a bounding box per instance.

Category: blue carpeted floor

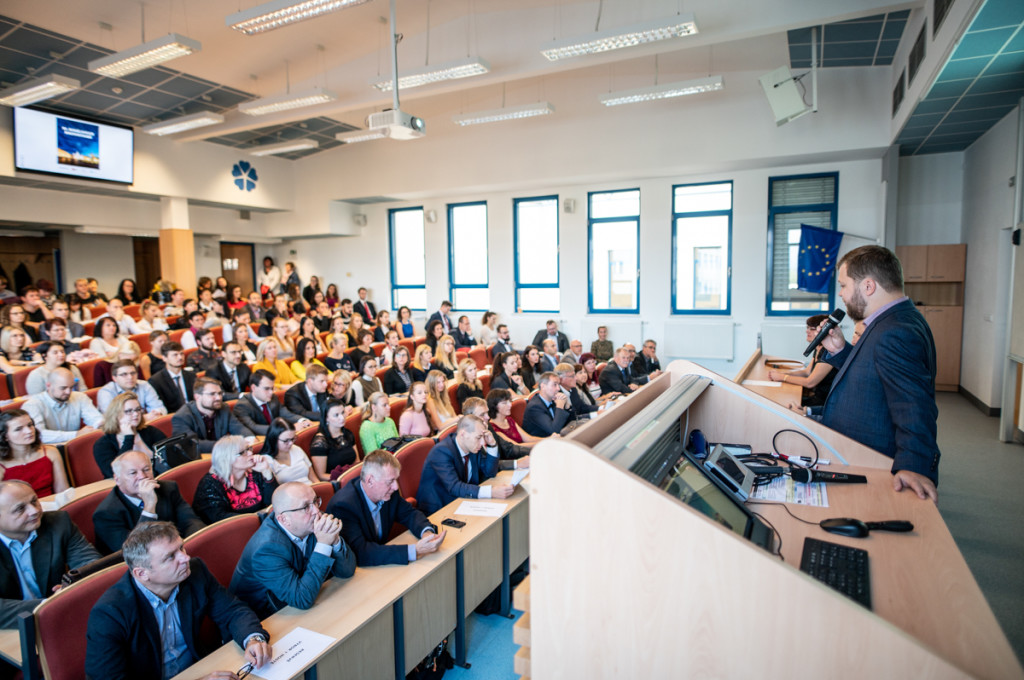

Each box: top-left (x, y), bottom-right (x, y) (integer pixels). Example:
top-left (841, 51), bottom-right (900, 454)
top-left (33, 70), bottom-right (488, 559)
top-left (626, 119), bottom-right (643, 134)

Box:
top-left (446, 610), bottom-right (523, 680)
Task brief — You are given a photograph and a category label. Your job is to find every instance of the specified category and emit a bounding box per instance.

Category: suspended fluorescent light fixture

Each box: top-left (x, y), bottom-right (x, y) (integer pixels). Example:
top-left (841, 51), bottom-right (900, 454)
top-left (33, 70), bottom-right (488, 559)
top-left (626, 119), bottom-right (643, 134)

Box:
top-left (88, 33), bottom-right (201, 77)
top-left (239, 87), bottom-right (336, 115)
top-left (371, 57), bottom-right (490, 92)
top-left (227, 0), bottom-right (373, 35)
top-left (335, 127), bottom-right (390, 144)
top-left (249, 139), bottom-right (319, 156)
top-left (0, 75), bottom-right (80, 106)
top-left (600, 75), bottom-right (723, 106)
top-left (541, 14), bottom-right (697, 61)
top-left (453, 101), bottom-right (555, 126)
top-left (142, 111), bottom-right (225, 136)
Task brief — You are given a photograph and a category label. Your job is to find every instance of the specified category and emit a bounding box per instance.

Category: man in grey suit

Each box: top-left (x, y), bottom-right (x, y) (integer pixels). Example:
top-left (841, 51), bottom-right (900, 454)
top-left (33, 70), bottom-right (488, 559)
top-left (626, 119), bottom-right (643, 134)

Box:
top-left (0, 480), bottom-right (101, 628)
top-left (170, 376), bottom-right (254, 453)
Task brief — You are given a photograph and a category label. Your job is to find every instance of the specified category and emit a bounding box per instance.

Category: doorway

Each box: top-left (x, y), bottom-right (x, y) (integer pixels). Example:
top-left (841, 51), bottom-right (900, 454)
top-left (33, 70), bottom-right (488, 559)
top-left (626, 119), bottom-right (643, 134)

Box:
top-left (220, 242), bottom-right (255, 295)
top-left (133, 237), bottom-right (160, 298)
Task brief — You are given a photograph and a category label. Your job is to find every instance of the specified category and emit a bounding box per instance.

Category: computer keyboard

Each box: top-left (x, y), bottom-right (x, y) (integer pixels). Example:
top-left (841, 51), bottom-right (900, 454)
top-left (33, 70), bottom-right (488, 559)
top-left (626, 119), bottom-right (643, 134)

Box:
top-left (799, 537), bottom-right (872, 609)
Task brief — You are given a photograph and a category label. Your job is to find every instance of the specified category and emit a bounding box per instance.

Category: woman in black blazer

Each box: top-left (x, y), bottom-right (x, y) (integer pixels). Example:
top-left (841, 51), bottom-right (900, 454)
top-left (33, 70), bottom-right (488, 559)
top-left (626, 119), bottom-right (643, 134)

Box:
top-left (93, 392), bottom-right (168, 478)
top-left (382, 346), bottom-right (414, 395)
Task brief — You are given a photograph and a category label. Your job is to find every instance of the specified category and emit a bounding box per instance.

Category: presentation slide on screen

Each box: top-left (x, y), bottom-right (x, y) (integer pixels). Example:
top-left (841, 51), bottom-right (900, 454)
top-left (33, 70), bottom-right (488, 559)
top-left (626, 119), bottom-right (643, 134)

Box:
top-left (14, 107), bottom-right (134, 183)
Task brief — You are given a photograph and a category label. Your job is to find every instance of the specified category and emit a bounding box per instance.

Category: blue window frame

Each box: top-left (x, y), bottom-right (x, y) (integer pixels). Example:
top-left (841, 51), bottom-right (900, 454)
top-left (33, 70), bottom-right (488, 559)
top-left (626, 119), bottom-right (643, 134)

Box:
top-left (513, 195), bottom-right (560, 313)
top-left (766, 172), bottom-right (839, 315)
top-left (588, 189), bottom-right (640, 314)
top-left (388, 206), bottom-right (427, 311)
top-left (672, 181), bottom-right (732, 315)
top-left (447, 201), bottom-right (489, 311)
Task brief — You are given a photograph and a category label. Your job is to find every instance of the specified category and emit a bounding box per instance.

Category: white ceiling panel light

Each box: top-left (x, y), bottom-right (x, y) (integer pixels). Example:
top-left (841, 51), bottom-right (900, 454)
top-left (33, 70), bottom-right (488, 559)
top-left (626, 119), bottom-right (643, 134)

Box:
top-left (335, 127), bottom-right (391, 144)
top-left (600, 75), bottom-right (723, 106)
top-left (0, 75), bottom-right (80, 107)
top-left (142, 111), bottom-right (225, 136)
top-left (249, 139), bottom-right (319, 156)
top-left (88, 33), bottom-right (201, 77)
top-left (541, 14), bottom-right (698, 61)
top-left (453, 101), bottom-right (555, 126)
top-left (227, 0), bottom-right (373, 35)
top-left (238, 87), bottom-right (337, 115)
top-left (371, 57), bottom-right (490, 92)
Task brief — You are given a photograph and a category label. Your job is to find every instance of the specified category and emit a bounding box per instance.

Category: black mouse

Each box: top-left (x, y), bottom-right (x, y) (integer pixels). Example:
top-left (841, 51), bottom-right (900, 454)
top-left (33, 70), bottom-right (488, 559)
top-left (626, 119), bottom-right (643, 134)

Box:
top-left (820, 518), bottom-right (870, 538)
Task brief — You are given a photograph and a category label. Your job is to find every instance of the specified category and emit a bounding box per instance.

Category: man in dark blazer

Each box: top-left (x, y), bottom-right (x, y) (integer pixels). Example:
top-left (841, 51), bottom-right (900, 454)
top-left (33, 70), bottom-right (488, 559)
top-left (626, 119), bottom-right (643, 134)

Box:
top-left (85, 522), bottom-right (270, 679)
top-left (531, 319), bottom-right (569, 354)
top-left (416, 415), bottom-right (513, 515)
top-left (352, 287), bottom-right (376, 324)
top-left (92, 451), bottom-right (205, 555)
top-left (234, 369), bottom-right (309, 436)
top-left (205, 341), bottom-right (253, 399)
top-left (492, 324), bottom-right (516, 354)
top-left (452, 316), bottom-right (477, 349)
top-left (427, 301), bottom-right (454, 334)
top-left (462, 399), bottom-right (532, 471)
top-left (148, 342), bottom-right (196, 413)
top-left (631, 340), bottom-right (663, 379)
top-left (230, 483), bottom-right (355, 618)
top-left (599, 348), bottom-right (643, 395)
top-left (809, 246), bottom-right (940, 501)
top-left (538, 339), bottom-right (561, 373)
top-left (0, 481), bottom-right (101, 628)
top-left (171, 377), bottom-right (253, 453)
top-left (555, 364), bottom-right (598, 420)
top-left (284, 365), bottom-right (330, 421)
top-left (327, 450), bottom-right (444, 567)
top-left (522, 372), bottom-right (572, 437)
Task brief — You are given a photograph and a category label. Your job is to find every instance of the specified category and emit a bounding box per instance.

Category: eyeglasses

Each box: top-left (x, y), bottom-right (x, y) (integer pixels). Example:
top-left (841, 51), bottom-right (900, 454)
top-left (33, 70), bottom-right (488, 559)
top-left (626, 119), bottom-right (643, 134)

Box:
top-left (279, 497), bottom-right (322, 514)
top-left (237, 662), bottom-right (254, 679)
top-left (123, 407), bottom-right (144, 415)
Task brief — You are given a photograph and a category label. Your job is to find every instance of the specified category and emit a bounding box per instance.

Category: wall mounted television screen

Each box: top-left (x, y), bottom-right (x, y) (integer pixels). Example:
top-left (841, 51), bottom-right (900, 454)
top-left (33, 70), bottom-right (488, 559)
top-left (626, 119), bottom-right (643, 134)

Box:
top-left (13, 107), bottom-right (134, 184)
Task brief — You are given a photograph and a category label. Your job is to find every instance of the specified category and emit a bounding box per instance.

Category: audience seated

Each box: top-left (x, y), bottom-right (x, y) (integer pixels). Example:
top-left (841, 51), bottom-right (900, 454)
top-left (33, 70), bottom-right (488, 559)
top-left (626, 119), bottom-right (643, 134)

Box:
top-left (590, 325), bottom-right (614, 363)
top-left (556, 362), bottom-right (599, 420)
top-left (139, 330), bottom-right (169, 379)
top-left (383, 346), bottom-right (414, 395)
top-left (462, 397), bottom-right (531, 470)
top-left (599, 347), bottom-right (646, 395)
top-left (309, 400), bottom-right (359, 482)
top-left (352, 288), bottom-right (376, 325)
top-left (425, 370), bottom-right (457, 432)
top-left (205, 340), bottom-right (253, 399)
top-left (148, 342), bottom-right (196, 414)
top-left (452, 316), bottom-right (477, 349)
top-left (454, 358), bottom-right (485, 410)
top-left (486, 388), bottom-right (539, 447)
top-left (0, 410), bottom-right (70, 497)
top-left (0, 325), bottom-right (42, 373)
top-left (631, 339), bottom-right (663, 380)
top-left (399, 382), bottom-right (433, 437)
top-left (396, 305), bottom-right (416, 340)
top-left (192, 435), bottom-right (276, 524)
top-left (285, 364), bottom-right (330, 421)
top-left (532, 319), bottom-right (569, 354)
top-left (263, 419), bottom-right (318, 485)
top-left (171, 377), bottom-right (253, 454)
top-left (24, 341), bottom-right (86, 395)
top-left (427, 301), bottom-right (453, 335)
top-left (252, 338), bottom-right (299, 388)
top-left (478, 312), bottom-right (498, 348)
top-left (185, 328), bottom-right (221, 372)
top-left (359, 392), bottom-right (398, 455)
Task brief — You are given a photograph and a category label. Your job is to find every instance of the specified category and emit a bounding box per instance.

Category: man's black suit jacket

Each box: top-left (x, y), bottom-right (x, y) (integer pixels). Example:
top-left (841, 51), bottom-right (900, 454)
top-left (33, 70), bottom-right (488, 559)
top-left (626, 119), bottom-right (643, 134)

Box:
top-left (232, 394), bottom-right (303, 436)
top-left (171, 403), bottom-right (253, 453)
top-left (492, 339), bottom-right (514, 355)
top-left (85, 559), bottom-right (267, 680)
top-left (353, 300), bottom-right (376, 323)
top-left (631, 355), bottom-right (661, 378)
top-left (522, 394), bottom-right (570, 437)
top-left (92, 482), bottom-right (205, 555)
top-left (205, 361), bottom-right (252, 399)
top-left (427, 311), bottom-right (453, 333)
top-left (284, 383), bottom-right (328, 422)
top-left (149, 368), bottom-right (196, 414)
top-left (598, 363), bottom-right (644, 395)
top-left (452, 329), bottom-right (476, 349)
top-left (0, 512), bottom-right (101, 628)
top-left (327, 479), bottom-right (435, 566)
top-left (531, 330), bottom-right (569, 353)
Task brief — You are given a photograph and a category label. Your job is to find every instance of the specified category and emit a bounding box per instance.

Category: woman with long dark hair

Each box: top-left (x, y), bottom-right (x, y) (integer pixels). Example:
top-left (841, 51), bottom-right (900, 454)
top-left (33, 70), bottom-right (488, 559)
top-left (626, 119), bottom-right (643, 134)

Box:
top-left (309, 399), bottom-right (359, 481)
top-left (114, 278), bottom-right (142, 304)
top-left (0, 409), bottom-right (70, 496)
top-left (263, 418), bottom-right (317, 484)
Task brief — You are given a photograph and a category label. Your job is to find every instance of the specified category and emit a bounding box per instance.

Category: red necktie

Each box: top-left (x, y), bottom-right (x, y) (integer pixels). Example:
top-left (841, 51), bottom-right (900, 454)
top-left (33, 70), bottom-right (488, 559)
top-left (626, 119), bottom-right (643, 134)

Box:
top-left (261, 403), bottom-right (272, 424)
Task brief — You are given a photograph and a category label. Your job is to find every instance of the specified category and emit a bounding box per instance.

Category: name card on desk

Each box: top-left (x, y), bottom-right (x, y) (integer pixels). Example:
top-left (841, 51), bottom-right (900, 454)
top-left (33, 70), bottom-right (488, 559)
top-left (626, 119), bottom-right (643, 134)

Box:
top-left (251, 627), bottom-right (335, 680)
top-left (454, 501), bottom-right (508, 517)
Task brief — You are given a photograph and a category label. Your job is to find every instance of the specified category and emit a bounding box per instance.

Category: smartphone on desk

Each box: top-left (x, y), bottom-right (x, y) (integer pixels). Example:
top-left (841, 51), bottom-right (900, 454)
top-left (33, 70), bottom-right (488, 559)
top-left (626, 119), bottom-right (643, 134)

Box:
top-left (442, 518), bottom-right (466, 529)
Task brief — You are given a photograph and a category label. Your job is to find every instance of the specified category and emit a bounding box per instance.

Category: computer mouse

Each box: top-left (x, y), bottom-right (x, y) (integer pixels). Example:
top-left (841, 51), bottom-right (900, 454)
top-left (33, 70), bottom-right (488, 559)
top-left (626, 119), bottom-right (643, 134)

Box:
top-left (820, 518), bottom-right (870, 538)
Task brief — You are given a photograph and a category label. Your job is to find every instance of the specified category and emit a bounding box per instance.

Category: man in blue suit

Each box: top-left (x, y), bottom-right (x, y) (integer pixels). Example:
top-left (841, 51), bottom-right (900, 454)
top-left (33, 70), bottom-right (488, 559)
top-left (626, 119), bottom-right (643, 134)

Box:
top-left (327, 450), bottom-right (445, 566)
top-left (230, 482), bottom-right (355, 618)
top-left (427, 301), bottom-right (454, 334)
top-left (416, 415), bottom-right (513, 515)
top-left (808, 245), bottom-right (940, 501)
top-left (85, 522), bottom-right (271, 679)
top-left (523, 371), bottom-right (571, 437)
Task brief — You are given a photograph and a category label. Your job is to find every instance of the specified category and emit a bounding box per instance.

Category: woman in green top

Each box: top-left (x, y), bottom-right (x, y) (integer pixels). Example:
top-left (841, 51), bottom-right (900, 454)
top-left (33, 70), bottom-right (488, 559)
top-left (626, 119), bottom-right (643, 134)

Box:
top-left (359, 391), bottom-right (398, 454)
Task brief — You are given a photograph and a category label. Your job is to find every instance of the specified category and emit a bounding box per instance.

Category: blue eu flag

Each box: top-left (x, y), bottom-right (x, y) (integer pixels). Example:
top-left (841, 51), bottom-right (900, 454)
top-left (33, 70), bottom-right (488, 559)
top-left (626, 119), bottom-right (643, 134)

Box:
top-left (797, 224), bottom-right (843, 293)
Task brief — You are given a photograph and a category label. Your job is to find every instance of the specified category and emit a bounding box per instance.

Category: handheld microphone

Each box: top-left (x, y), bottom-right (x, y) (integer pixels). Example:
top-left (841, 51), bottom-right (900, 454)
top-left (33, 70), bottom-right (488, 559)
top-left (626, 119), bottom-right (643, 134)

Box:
top-left (791, 468), bottom-right (867, 484)
top-left (803, 308), bottom-right (846, 357)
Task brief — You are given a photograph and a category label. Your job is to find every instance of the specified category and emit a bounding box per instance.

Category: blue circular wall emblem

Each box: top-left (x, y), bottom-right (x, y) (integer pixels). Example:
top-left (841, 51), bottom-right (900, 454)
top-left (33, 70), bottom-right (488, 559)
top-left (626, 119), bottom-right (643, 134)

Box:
top-left (232, 161), bottom-right (258, 191)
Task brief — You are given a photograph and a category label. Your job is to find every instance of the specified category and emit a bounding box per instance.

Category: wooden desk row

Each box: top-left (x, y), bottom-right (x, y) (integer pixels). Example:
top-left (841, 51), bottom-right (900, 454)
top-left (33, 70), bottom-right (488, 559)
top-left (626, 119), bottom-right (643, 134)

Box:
top-left (734, 348), bottom-right (804, 406)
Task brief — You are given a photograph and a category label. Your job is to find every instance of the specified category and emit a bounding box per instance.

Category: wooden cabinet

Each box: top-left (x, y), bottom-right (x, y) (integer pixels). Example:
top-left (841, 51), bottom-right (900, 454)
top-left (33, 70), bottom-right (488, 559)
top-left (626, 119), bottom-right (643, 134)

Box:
top-left (922, 306), bottom-right (963, 391)
top-left (896, 246), bottom-right (928, 282)
top-left (896, 244), bottom-right (966, 283)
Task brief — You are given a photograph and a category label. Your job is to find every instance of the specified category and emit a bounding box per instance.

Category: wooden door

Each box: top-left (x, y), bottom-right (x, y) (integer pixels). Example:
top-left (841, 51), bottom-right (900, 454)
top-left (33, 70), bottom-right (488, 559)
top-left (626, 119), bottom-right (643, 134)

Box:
top-left (895, 245), bottom-right (927, 282)
top-left (133, 237), bottom-right (160, 297)
top-left (925, 244), bottom-right (966, 282)
top-left (220, 243), bottom-right (255, 295)
top-left (922, 305), bottom-right (963, 390)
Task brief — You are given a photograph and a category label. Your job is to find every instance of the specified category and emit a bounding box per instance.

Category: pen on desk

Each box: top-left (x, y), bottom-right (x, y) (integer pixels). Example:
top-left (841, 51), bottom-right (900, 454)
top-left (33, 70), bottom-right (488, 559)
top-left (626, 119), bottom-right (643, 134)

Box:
top-left (769, 451), bottom-right (812, 467)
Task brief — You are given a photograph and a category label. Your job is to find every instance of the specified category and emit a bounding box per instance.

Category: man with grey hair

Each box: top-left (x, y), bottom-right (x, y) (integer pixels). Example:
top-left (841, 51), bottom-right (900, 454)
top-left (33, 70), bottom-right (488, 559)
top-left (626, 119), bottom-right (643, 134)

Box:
top-left (86, 522), bottom-right (271, 679)
top-left (522, 371), bottom-right (571, 437)
top-left (0, 480), bottom-right (100, 628)
top-left (92, 451), bottom-right (205, 555)
top-left (328, 450), bottom-right (445, 566)
top-left (230, 482), bottom-right (355, 618)
top-left (22, 367), bottom-right (103, 444)
top-left (555, 362), bottom-right (598, 420)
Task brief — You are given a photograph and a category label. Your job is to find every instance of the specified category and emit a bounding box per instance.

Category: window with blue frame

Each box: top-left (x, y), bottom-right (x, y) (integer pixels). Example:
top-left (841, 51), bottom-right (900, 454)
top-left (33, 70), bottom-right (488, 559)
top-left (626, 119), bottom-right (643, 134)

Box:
top-left (448, 201), bottom-right (489, 311)
top-left (766, 173), bottom-right (838, 315)
top-left (588, 189), bottom-right (640, 314)
top-left (672, 182), bottom-right (732, 314)
top-left (513, 196), bottom-right (560, 312)
top-left (388, 207), bottom-right (427, 311)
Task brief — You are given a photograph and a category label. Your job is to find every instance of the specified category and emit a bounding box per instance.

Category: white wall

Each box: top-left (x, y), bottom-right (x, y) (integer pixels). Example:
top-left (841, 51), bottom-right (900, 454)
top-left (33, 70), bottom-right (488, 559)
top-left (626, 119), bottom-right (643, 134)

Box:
top-left (59, 231), bottom-right (134, 296)
top-left (960, 109), bottom-right (1018, 408)
top-left (897, 152), bottom-right (964, 245)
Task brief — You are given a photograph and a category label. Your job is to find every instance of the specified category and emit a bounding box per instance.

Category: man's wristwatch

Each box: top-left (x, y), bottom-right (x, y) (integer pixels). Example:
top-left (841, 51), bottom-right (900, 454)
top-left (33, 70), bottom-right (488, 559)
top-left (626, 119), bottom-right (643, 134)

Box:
top-left (244, 633), bottom-right (268, 647)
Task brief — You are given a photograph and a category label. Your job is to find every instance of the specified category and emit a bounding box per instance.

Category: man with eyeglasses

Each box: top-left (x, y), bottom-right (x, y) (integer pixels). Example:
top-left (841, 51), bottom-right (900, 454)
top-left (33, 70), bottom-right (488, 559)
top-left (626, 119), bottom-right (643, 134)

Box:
top-left (328, 450), bottom-right (445, 567)
top-left (631, 339), bottom-right (662, 380)
top-left (86, 522), bottom-right (271, 680)
top-left (92, 451), bottom-right (205, 555)
top-left (230, 482), bottom-right (355, 618)
top-left (97, 359), bottom-right (167, 417)
top-left (170, 377), bottom-right (253, 454)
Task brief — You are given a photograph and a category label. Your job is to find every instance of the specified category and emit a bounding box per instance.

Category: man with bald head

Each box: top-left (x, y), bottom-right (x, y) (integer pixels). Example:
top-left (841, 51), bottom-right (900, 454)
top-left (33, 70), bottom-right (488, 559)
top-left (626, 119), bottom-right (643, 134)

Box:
top-left (92, 451), bottom-right (205, 555)
top-left (0, 480), bottom-right (101, 628)
top-left (230, 482), bottom-right (355, 618)
top-left (22, 367), bottom-right (103, 444)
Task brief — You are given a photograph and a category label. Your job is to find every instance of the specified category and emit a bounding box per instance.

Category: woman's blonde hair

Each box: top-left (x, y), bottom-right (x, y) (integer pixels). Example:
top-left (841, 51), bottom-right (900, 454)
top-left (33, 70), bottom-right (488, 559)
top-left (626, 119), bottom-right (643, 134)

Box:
top-left (101, 391), bottom-right (147, 435)
top-left (426, 369), bottom-right (453, 415)
top-left (413, 344), bottom-right (433, 371)
top-left (210, 435), bottom-right (248, 483)
top-left (434, 335), bottom-right (458, 371)
top-left (361, 391), bottom-right (389, 421)
top-left (455, 358), bottom-right (482, 391)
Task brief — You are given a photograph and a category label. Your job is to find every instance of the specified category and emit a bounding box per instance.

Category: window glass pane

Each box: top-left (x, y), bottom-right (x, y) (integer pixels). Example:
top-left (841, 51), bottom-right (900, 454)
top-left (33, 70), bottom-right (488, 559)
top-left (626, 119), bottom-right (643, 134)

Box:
top-left (391, 209), bottom-right (425, 286)
top-left (590, 190), bottom-right (640, 219)
top-left (770, 176), bottom-right (835, 207)
top-left (452, 288), bottom-right (490, 311)
top-left (675, 215), bottom-right (729, 311)
top-left (450, 203), bottom-right (488, 285)
top-left (674, 183), bottom-right (731, 213)
top-left (515, 198), bottom-right (558, 286)
top-left (518, 288), bottom-right (560, 313)
top-left (392, 288), bottom-right (427, 311)
top-left (590, 220), bottom-right (638, 311)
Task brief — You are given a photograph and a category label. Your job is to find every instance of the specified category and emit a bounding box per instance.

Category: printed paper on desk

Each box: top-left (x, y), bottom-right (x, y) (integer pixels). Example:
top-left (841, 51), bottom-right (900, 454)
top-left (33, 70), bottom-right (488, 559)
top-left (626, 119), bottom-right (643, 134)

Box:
top-left (250, 627), bottom-right (335, 680)
top-left (510, 468), bottom-right (529, 487)
top-left (454, 501), bottom-right (508, 517)
top-left (742, 380), bottom-right (782, 387)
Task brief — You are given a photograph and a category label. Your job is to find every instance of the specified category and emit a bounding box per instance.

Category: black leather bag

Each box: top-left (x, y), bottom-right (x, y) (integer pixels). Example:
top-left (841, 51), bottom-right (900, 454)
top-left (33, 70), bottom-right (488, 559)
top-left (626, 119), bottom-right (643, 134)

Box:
top-left (152, 432), bottom-right (200, 473)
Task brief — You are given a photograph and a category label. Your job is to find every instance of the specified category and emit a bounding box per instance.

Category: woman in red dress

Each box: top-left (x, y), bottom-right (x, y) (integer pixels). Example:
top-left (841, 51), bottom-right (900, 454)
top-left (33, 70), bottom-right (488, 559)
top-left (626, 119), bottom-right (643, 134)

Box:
top-left (0, 409), bottom-right (70, 497)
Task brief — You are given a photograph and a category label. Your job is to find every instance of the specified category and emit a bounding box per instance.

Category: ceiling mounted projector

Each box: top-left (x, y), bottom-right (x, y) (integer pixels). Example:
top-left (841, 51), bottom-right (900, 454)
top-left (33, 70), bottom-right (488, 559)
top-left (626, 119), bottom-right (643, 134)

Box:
top-left (367, 109), bottom-right (425, 140)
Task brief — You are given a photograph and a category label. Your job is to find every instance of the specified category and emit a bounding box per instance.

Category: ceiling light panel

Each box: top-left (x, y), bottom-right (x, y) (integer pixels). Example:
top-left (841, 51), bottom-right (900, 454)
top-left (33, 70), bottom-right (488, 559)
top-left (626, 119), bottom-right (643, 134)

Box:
top-left (238, 87), bottom-right (337, 115)
top-left (453, 102), bottom-right (555, 126)
top-left (142, 112), bottom-right (225, 136)
top-left (249, 139), bottom-right (319, 156)
top-left (541, 14), bottom-right (698, 61)
top-left (335, 128), bottom-right (390, 144)
top-left (88, 34), bottom-right (201, 77)
top-left (227, 0), bottom-right (373, 35)
top-left (371, 57), bottom-right (490, 92)
top-left (600, 76), bottom-right (723, 106)
top-left (0, 75), bottom-right (80, 107)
